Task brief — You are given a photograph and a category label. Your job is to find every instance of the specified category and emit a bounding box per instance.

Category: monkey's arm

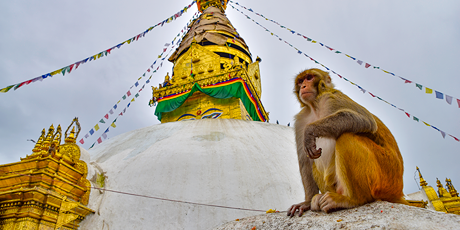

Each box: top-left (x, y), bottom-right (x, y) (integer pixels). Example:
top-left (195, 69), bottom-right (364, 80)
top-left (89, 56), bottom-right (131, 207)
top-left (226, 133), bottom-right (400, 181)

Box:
top-left (304, 93), bottom-right (377, 159)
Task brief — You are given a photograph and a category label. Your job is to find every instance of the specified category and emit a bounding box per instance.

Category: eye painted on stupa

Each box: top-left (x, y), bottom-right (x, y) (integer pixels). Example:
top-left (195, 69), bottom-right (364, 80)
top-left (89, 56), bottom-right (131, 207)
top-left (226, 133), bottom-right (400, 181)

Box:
top-left (201, 108), bottom-right (223, 119)
top-left (177, 114), bottom-right (197, 121)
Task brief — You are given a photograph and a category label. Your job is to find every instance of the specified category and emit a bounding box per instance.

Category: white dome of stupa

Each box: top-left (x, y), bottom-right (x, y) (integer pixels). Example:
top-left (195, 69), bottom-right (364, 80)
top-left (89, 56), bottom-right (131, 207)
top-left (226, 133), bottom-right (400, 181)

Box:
top-left (79, 119), bottom-right (304, 229)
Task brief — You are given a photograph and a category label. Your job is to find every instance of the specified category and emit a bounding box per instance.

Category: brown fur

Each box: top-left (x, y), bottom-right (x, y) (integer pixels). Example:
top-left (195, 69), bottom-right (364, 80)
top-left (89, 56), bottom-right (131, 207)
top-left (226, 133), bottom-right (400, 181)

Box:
top-left (287, 68), bottom-right (407, 216)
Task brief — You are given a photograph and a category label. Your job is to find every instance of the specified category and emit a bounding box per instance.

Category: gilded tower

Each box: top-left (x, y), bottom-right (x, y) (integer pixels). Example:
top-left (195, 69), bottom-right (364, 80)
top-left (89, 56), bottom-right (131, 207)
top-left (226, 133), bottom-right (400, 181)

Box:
top-left (0, 119), bottom-right (94, 229)
top-left (151, 0), bottom-right (268, 123)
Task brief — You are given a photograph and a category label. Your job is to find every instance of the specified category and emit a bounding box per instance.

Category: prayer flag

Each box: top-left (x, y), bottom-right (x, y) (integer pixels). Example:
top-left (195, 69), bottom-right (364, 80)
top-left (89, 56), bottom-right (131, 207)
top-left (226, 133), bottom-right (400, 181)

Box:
top-left (0, 85), bottom-right (15, 93)
top-left (85, 133), bottom-right (89, 138)
top-left (357, 60), bottom-right (363, 65)
top-left (90, 143), bottom-right (95, 148)
top-left (104, 114), bottom-right (109, 119)
top-left (104, 128), bottom-right (109, 133)
top-left (95, 124), bottom-right (100, 131)
top-left (109, 109), bottom-right (114, 114)
top-left (435, 91), bottom-right (443, 99)
top-left (405, 112), bottom-right (410, 118)
top-left (79, 138), bottom-right (84, 144)
top-left (450, 134), bottom-right (460, 142)
top-left (425, 88), bottom-right (433, 94)
top-left (365, 63), bottom-right (371, 68)
top-left (416, 84), bottom-right (422, 90)
top-left (457, 99), bottom-right (460, 108)
top-left (423, 122), bottom-right (430, 126)
top-left (413, 116), bottom-right (419, 122)
top-left (123, 95), bottom-right (127, 100)
top-left (440, 131), bottom-right (446, 138)
top-left (102, 133), bottom-right (107, 139)
top-left (446, 95), bottom-right (453, 105)
top-left (99, 119), bottom-right (106, 124)
top-left (127, 91), bottom-right (131, 96)
top-left (90, 129), bottom-right (94, 135)
top-left (127, 103), bottom-right (131, 107)
top-left (111, 122), bottom-right (117, 128)
top-left (131, 98), bottom-right (135, 102)
top-left (97, 137), bottom-right (102, 144)
top-left (14, 82), bottom-right (26, 90)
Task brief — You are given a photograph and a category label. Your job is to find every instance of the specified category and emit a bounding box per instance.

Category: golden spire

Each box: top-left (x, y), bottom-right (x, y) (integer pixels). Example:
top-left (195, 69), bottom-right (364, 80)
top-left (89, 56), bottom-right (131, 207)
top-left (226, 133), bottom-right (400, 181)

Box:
top-left (31, 128), bottom-right (46, 155)
top-left (446, 178), bottom-right (459, 197)
top-left (41, 124), bottom-right (54, 154)
top-left (197, 0), bottom-right (227, 13)
top-left (437, 178), bottom-right (451, 198)
top-left (65, 126), bottom-right (76, 144)
top-left (416, 166), bottom-right (428, 187)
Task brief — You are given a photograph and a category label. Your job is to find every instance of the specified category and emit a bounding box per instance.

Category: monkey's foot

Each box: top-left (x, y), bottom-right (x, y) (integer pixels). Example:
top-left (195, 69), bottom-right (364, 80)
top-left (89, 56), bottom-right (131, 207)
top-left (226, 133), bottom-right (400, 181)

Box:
top-left (311, 194), bottom-right (324, 211)
top-left (287, 201), bottom-right (311, 217)
top-left (318, 191), bottom-right (358, 213)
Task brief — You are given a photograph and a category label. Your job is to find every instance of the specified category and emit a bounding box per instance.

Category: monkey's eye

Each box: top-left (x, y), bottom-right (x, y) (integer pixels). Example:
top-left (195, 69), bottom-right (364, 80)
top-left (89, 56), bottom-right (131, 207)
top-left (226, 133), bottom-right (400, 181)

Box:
top-left (306, 75), bottom-right (314, 81)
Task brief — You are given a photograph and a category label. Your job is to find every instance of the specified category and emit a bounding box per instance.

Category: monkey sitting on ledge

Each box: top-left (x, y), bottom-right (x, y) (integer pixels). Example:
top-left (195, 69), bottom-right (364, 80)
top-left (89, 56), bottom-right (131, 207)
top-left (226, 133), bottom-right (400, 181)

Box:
top-left (287, 68), bottom-right (407, 216)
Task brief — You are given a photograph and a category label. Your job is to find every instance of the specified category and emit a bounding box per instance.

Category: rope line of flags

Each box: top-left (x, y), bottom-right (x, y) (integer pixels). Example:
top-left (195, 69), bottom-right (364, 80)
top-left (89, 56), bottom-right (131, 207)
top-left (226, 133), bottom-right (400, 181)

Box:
top-left (229, 1), bottom-right (460, 110)
top-left (0, 1), bottom-right (197, 94)
top-left (229, 3), bottom-right (459, 143)
top-left (80, 14), bottom-right (200, 149)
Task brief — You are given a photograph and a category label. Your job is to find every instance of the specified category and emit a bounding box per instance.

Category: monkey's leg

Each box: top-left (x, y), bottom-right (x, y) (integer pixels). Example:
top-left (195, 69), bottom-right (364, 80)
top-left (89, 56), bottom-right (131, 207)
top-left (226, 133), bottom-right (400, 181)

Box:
top-left (317, 133), bottom-right (375, 213)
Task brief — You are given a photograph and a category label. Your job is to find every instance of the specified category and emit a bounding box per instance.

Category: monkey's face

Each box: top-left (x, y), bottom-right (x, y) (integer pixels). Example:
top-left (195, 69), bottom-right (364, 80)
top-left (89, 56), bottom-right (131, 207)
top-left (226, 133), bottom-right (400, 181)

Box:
top-left (294, 68), bottom-right (334, 106)
top-left (298, 75), bottom-right (317, 104)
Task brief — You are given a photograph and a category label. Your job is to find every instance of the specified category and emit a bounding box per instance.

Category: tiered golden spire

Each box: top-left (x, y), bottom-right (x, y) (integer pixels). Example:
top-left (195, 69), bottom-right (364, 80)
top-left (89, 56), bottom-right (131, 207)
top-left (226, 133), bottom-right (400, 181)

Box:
top-left (436, 178), bottom-right (452, 198)
top-left (446, 178), bottom-right (459, 197)
top-left (416, 166), bottom-right (428, 187)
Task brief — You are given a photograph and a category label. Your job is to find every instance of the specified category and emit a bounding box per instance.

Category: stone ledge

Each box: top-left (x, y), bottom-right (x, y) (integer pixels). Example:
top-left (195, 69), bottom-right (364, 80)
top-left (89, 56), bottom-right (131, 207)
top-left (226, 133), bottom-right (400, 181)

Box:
top-left (214, 201), bottom-right (460, 230)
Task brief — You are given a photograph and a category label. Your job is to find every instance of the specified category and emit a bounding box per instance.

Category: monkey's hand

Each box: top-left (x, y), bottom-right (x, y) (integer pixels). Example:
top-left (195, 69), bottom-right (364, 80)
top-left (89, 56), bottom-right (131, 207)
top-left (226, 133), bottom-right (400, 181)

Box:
top-left (304, 132), bottom-right (322, 159)
top-left (287, 201), bottom-right (311, 217)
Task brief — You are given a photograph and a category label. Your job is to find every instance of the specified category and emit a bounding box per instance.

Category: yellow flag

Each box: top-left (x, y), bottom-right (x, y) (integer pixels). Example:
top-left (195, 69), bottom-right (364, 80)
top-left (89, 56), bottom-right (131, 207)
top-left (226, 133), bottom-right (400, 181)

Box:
top-left (131, 98), bottom-right (135, 102)
top-left (426, 88), bottom-right (433, 94)
top-left (111, 122), bottom-right (117, 128)
top-left (117, 100), bottom-right (121, 104)
top-left (50, 69), bottom-right (61, 76)
top-left (92, 55), bottom-right (97, 60)
top-left (423, 122), bottom-right (430, 126)
top-left (97, 53), bottom-right (102, 59)
top-left (95, 124), bottom-right (100, 131)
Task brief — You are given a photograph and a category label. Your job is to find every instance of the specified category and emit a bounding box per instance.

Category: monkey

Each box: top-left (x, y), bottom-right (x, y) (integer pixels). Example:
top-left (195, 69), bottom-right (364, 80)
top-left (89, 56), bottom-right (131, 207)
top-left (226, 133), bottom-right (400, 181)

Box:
top-left (287, 68), bottom-right (407, 216)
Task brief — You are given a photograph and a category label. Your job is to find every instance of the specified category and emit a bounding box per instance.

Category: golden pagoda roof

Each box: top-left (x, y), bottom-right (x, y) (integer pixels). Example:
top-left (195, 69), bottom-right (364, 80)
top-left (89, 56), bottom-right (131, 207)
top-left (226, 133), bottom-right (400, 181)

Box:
top-left (168, 5), bottom-right (251, 63)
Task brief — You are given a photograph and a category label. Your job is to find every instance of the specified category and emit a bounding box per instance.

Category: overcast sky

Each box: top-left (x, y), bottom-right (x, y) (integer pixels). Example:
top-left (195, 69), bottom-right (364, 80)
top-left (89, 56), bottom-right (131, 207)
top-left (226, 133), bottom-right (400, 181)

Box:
top-left (1, 0), bottom-right (459, 194)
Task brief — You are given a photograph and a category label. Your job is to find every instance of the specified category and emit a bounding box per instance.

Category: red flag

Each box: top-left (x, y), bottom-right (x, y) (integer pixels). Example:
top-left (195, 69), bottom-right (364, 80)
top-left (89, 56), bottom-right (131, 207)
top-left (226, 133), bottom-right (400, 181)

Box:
top-left (365, 63), bottom-right (371, 68)
top-left (25, 79), bottom-right (34, 85)
top-left (104, 114), bottom-right (109, 119)
top-left (68, 64), bottom-right (74, 73)
top-left (449, 134), bottom-right (460, 142)
top-left (147, 69), bottom-right (150, 72)
top-left (127, 91), bottom-right (131, 96)
top-left (79, 138), bottom-right (84, 144)
top-left (369, 92), bottom-right (376, 97)
top-left (75, 61), bottom-right (82, 69)
top-left (97, 137), bottom-right (102, 144)
top-left (106, 48), bottom-right (112, 54)
top-left (405, 112), bottom-right (410, 118)
top-left (457, 99), bottom-right (460, 108)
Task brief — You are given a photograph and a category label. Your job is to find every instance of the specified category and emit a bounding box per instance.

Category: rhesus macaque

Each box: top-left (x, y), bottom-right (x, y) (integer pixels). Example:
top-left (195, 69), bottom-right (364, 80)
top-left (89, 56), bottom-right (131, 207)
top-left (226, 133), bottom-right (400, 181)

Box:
top-left (287, 68), bottom-right (407, 216)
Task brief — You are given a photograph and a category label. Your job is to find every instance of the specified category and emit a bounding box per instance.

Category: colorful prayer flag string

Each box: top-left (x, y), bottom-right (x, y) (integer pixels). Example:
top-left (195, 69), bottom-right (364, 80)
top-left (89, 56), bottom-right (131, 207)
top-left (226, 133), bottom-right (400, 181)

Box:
top-left (81, 15), bottom-right (197, 148)
top-left (0, 1), bottom-right (197, 94)
top-left (229, 1), bottom-right (459, 109)
top-left (229, 3), bottom-right (459, 143)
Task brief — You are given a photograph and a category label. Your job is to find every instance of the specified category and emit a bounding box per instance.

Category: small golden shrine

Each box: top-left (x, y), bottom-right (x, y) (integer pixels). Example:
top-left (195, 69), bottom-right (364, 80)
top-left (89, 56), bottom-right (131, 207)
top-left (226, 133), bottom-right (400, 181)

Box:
top-left (406, 167), bottom-right (460, 214)
top-left (0, 118), bottom-right (94, 229)
top-left (151, 0), bottom-right (269, 123)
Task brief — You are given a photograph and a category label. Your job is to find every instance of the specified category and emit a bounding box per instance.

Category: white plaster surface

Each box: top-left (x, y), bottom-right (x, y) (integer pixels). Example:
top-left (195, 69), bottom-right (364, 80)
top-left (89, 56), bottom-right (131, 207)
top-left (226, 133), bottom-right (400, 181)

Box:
top-left (79, 119), bottom-right (304, 230)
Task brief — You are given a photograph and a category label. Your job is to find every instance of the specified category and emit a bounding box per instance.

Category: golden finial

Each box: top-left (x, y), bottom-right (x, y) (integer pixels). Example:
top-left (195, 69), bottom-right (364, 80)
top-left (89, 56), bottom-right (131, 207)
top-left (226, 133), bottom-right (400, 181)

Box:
top-left (197, 0), bottom-right (227, 13)
top-left (65, 126), bottom-right (76, 144)
top-left (41, 124), bottom-right (54, 153)
top-left (446, 178), bottom-right (459, 197)
top-left (416, 166), bottom-right (428, 187)
top-left (437, 178), bottom-right (451, 198)
top-left (64, 117), bottom-right (81, 142)
top-left (32, 128), bottom-right (46, 154)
